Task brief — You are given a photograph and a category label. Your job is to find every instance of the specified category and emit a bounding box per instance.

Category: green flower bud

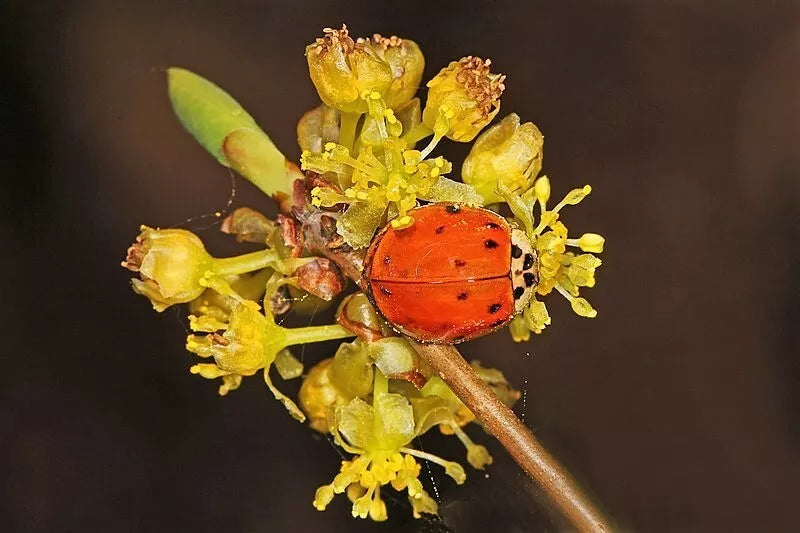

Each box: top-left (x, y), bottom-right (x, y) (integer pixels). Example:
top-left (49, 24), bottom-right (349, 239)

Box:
top-left (297, 103), bottom-right (340, 154)
top-left (462, 113), bottom-right (544, 203)
top-left (299, 358), bottom-right (341, 433)
top-left (123, 226), bottom-right (280, 312)
top-left (336, 293), bottom-right (393, 342)
top-left (123, 227), bottom-right (214, 311)
top-left (422, 56), bottom-right (505, 142)
top-left (361, 34), bottom-right (425, 110)
top-left (306, 25), bottom-right (393, 114)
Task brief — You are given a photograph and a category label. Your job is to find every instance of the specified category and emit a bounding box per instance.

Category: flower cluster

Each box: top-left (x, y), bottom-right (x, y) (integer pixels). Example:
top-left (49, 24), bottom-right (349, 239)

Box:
top-left (122, 22), bottom-right (607, 525)
top-left (300, 330), bottom-right (518, 520)
top-left (122, 217), bottom-right (353, 413)
top-left (299, 25), bottom-right (500, 247)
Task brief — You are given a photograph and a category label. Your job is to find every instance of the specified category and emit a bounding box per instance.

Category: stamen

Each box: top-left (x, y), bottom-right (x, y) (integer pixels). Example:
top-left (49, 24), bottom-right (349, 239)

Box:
top-left (418, 133), bottom-right (443, 160)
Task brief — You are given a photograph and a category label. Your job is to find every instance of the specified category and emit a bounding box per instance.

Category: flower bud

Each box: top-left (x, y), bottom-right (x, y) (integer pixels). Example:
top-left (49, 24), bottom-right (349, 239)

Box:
top-left (360, 34), bottom-right (424, 109)
top-left (306, 25), bottom-right (393, 114)
top-left (336, 293), bottom-right (393, 342)
top-left (297, 104), bottom-right (341, 154)
top-left (123, 227), bottom-right (213, 311)
top-left (462, 113), bottom-right (544, 203)
top-left (572, 233), bottom-right (605, 253)
top-left (299, 358), bottom-right (341, 433)
top-left (534, 176), bottom-right (551, 205)
top-left (422, 56), bottom-right (505, 142)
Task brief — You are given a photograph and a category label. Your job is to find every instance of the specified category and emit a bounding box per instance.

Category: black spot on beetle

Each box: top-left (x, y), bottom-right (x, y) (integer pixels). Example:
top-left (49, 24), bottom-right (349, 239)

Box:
top-left (379, 286), bottom-right (392, 296)
top-left (457, 292), bottom-right (468, 300)
top-left (488, 303), bottom-right (502, 314)
top-left (445, 205), bottom-right (460, 214)
top-left (486, 222), bottom-right (500, 229)
top-left (511, 244), bottom-right (523, 259)
top-left (384, 255), bottom-right (391, 264)
top-left (524, 272), bottom-right (536, 287)
top-left (513, 286), bottom-right (525, 300)
top-left (484, 239), bottom-right (499, 249)
top-left (489, 319), bottom-right (506, 328)
top-left (523, 253), bottom-right (535, 270)
top-left (435, 225), bottom-right (445, 234)
top-left (454, 259), bottom-right (467, 267)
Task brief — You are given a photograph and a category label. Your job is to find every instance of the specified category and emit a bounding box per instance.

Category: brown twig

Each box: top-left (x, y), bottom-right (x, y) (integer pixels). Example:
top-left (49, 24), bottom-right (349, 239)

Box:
top-left (297, 184), bottom-right (611, 531)
top-left (410, 342), bottom-right (612, 532)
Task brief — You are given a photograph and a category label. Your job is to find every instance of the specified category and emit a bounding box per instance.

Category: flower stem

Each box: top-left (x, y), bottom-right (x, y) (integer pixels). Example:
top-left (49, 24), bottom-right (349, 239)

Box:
top-left (401, 122), bottom-right (434, 146)
top-left (284, 324), bottom-right (355, 346)
top-left (214, 250), bottom-right (278, 276)
top-left (373, 369), bottom-right (388, 397)
top-left (409, 341), bottom-right (612, 532)
top-left (339, 112), bottom-right (361, 152)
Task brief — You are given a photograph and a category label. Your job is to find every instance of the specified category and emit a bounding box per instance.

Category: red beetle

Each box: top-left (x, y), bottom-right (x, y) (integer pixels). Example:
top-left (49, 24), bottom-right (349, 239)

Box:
top-left (363, 203), bottom-right (538, 344)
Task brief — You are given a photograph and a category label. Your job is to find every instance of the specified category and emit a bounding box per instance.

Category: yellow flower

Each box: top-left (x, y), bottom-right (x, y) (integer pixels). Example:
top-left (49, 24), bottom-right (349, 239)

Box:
top-left (301, 140), bottom-right (480, 248)
top-left (188, 269), bottom-right (273, 323)
top-left (186, 296), bottom-right (354, 419)
top-left (422, 56), bottom-right (505, 142)
top-left (314, 372), bottom-right (467, 521)
top-left (305, 25), bottom-right (393, 114)
top-left (122, 226), bottom-right (282, 311)
top-left (462, 113), bottom-right (544, 203)
top-left (499, 176), bottom-right (604, 337)
top-left (122, 227), bottom-right (214, 311)
top-left (360, 34), bottom-right (425, 110)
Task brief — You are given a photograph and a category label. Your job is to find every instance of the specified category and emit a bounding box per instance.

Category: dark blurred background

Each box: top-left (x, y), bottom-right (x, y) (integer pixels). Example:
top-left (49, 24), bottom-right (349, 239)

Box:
top-left (2, 1), bottom-right (799, 531)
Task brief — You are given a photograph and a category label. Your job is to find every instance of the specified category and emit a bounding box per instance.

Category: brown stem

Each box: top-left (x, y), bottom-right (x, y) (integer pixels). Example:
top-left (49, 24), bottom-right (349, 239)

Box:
top-left (410, 342), bottom-right (612, 532)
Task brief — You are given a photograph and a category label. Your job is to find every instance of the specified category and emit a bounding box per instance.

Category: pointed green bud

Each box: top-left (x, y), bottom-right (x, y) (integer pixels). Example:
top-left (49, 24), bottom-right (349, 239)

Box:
top-left (167, 67), bottom-right (299, 208)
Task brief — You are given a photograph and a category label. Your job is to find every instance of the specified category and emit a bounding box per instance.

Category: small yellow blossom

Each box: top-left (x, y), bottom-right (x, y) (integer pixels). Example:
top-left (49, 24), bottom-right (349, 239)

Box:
top-left (359, 34), bottom-right (425, 110)
top-left (301, 138), bottom-right (480, 248)
top-left (305, 25), bottom-right (393, 114)
top-left (423, 56), bottom-right (505, 142)
top-left (500, 176), bottom-right (604, 337)
top-left (122, 227), bottom-right (214, 311)
top-left (186, 293), bottom-right (354, 419)
top-left (122, 226), bottom-right (286, 312)
top-left (299, 340), bottom-right (375, 433)
top-left (314, 372), bottom-right (468, 521)
top-left (188, 269), bottom-right (273, 323)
